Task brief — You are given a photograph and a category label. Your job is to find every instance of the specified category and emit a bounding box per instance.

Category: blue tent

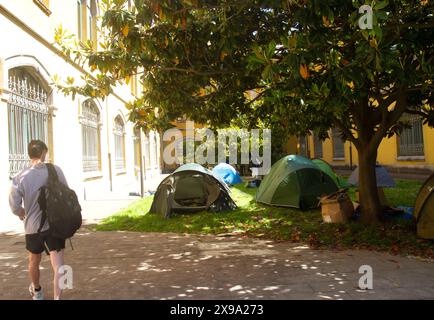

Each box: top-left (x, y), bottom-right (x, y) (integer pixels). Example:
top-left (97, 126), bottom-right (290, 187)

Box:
top-left (212, 163), bottom-right (242, 185)
top-left (348, 164), bottom-right (396, 188)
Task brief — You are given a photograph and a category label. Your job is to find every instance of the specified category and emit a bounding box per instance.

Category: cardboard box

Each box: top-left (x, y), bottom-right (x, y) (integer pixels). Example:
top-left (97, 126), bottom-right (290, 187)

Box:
top-left (320, 192), bottom-right (354, 223)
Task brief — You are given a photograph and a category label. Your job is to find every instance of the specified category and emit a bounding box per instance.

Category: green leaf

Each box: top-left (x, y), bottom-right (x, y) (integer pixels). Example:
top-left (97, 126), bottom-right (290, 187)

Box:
top-left (375, 53), bottom-right (382, 71)
top-left (261, 65), bottom-right (272, 80)
top-left (374, 1), bottom-right (389, 10)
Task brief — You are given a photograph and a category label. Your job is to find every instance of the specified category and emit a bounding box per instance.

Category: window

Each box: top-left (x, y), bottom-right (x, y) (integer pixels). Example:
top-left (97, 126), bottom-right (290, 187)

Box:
top-left (143, 131), bottom-right (151, 170)
top-left (154, 133), bottom-right (159, 168)
top-left (34, 0), bottom-right (51, 16)
top-left (77, 0), bottom-right (83, 40)
top-left (86, 1), bottom-right (94, 42)
top-left (114, 116), bottom-right (126, 170)
top-left (133, 127), bottom-right (141, 171)
top-left (332, 128), bottom-right (345, 159)
top-left (298, 136), bottom-right (309, 158)
top-left (7, 68), bottom-right (49, 178)
top-left (313, 133), bottom-right (323, 158)
top-left (398, 115), bottom-right (425, 157)
top-left (77, 0), bottom-right (97, 43)
top-left (81, 100), bottom-right (101, 172)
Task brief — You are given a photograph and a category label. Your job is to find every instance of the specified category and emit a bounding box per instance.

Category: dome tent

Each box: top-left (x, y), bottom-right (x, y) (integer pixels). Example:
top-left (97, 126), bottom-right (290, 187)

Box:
top-left (414, 173), bottom-right (434, 239)
top-left (149, 163), bottom-right (237, 218)
top-left (312, 158), bottom-right (349, 189)
top-left (347, 165), bottom-right (396, 188)
top-left (212, 163), bottom-right (242, 185)
top-left (255, 155), bottom-right (339, 210)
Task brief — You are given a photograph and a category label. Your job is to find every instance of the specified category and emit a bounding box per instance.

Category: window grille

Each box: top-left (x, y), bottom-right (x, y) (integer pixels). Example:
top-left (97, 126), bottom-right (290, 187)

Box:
top-left (398, 114), bottom-right (424, 157)
top-left (7, 68), bottom-right (49, 178)
top-left (81, 99), bottom-right (101, 172)
top-left (332, 128), bottom-right (345, 159)
top-left (114, 116), bottom-right (125, 170)
top-left (313, 133), bottom-right (323, 158)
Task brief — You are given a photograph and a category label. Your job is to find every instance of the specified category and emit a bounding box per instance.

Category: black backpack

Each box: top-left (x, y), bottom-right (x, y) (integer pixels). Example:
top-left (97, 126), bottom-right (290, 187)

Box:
top-left (38, 163), bottom-right (82, 240)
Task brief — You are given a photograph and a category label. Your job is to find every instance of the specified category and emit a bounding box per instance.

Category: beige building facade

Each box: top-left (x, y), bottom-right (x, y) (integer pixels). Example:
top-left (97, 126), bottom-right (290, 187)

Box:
top-left (0, 0), bottom-right (162, 220)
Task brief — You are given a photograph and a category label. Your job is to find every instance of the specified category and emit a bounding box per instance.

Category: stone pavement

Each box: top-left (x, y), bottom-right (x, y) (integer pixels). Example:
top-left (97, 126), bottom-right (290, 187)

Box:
top-left (1, 229), bottom-right (434, 300)
top-left (0, 197), bottom-right (139, 235)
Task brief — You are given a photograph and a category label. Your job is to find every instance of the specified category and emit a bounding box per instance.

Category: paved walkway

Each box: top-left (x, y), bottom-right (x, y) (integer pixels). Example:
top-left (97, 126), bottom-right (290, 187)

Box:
top-left (1, 229), bottom-right (434, 300)
top-left (0, 197), bottom-right (139, 235)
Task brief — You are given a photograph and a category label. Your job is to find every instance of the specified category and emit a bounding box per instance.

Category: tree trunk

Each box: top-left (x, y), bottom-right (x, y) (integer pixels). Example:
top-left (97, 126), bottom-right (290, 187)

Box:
top-left (357, 147), bottom-right (382, 224)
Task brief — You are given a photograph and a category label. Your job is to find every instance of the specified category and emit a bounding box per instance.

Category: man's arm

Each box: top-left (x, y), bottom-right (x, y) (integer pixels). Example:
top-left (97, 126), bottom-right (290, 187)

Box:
top-left (9, 176), bottom-right (25, 220)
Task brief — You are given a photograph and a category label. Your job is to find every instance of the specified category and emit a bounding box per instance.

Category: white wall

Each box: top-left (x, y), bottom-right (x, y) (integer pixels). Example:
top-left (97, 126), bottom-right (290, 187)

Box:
top-left (0, 8), bottom-right (162, 211)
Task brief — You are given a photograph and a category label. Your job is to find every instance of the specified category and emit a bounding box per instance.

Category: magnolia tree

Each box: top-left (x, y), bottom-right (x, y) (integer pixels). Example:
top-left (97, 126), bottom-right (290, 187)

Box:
top-left (55, 0), bottom-right (433, 223)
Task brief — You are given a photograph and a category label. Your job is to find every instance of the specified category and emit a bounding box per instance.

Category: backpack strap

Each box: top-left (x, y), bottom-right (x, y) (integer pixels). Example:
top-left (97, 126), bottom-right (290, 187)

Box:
top-left (37, 186), bottom-right (50, 255)
top-left (46, 163), bottom-right (59, 183)
top-left (38, 163), bottom-right (55, 234)
top-left (37, 186), bottom-right (47, 234)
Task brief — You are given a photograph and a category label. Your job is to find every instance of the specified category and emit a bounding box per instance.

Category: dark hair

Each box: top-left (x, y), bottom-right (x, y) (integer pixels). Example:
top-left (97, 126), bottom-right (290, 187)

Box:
top-left (28, 140), bottom-right (48, 159)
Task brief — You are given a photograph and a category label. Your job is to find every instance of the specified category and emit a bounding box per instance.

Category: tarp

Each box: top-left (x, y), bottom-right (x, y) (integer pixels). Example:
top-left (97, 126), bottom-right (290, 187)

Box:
top-left (348, 165), bottom-right (396, 188)
top-left (212, 163), bottom-right (242, 185)
top-left (256, 155), bottom-right (339, 210)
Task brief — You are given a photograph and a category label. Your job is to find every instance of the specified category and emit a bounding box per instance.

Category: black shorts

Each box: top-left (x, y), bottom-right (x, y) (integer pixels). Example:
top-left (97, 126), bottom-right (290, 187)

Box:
top-left (25, 231), bottom-right (65, 254)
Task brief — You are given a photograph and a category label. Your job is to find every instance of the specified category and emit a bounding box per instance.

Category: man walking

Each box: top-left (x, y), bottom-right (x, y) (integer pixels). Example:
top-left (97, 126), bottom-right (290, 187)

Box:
top-left (9, 140), bottom-right (68, 300)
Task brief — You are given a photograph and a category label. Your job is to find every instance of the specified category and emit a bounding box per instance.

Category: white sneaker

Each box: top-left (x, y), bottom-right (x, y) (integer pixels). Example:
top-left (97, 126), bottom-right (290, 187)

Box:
top-left (29, 284), bottom-right (44, 300)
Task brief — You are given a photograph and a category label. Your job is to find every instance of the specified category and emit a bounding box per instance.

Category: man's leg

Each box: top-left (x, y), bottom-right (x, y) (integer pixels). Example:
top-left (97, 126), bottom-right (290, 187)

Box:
top-left (28, 252), bottom-right (42, 289)
top-left (49, 249), bottom-right (64, 300)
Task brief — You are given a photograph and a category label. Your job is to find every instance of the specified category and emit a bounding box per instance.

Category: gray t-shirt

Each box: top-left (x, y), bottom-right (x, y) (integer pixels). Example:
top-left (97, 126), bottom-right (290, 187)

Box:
top-left (9, 163), bottom-right (68, 235)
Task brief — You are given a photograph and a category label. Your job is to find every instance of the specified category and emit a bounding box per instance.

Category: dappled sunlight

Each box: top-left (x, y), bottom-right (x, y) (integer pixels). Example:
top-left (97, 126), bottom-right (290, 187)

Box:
top-left (1, 226), bottom-right (434, 299)
top-left (94, 181), bottom-right (434, 259)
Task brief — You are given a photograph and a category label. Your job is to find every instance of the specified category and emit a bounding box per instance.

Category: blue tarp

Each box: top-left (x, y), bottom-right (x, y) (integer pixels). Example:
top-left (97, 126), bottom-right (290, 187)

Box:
top-left (352, 206), bottom-right (414, 221)
top-left (212, 163), bottom-right (242, 185)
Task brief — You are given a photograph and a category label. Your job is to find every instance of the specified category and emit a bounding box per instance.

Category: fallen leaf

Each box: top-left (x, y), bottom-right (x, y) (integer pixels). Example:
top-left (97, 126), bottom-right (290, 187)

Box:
top-left (291, 231), bottom-right (301, 242)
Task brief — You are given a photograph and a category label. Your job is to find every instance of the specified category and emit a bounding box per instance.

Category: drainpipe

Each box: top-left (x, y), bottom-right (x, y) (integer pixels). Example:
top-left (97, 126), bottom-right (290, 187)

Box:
top-left (139, 130), bottom-right (144, 198)
top-left (349, 141), bottom-right (353, 171)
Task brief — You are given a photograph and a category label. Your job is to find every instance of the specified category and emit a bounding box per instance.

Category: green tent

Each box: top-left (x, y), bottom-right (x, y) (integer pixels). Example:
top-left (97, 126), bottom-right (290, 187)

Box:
top-left (312, 158), bottom-right (349, 189)
top-left (149, 163), bottom-right (237, 218)
top-left (256, 155), bottom-right (339, 210)
top-left (414, 172), bottom-right (434, 239)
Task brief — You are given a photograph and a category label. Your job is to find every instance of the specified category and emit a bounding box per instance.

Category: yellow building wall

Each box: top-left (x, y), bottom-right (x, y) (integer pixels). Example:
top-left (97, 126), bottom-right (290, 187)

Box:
top-left (284, 136), bottom-right (298, 155)
top-left (292, 124), bottom-right (434, 170)
top-left (377, 124), bottom-right (434, 168)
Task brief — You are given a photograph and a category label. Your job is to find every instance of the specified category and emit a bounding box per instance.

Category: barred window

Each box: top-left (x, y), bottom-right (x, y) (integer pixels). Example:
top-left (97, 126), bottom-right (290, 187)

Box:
top-left (143, 131), bottom-right (151, 170)
top-left (332, 128), bottom-right (345, 159)
top-left (298, 136), bottom-right (309, 158)
top-left (133, 126), bottom-right (141, 171)
top-left (398, 115), bottom-right (425, 157)
top-left (81, 99), bottom-right (101, 172)
top-left (77, 0), bottom-right (83, 40)
top-left (114, 116), bottom-right (125, 170)
top-left (7, 68), bottom-right (49, 178)
top-left (77, 0), bottom-right (97, 43)
top-left (154, 133), bottom-right (159, 168)
top-left (313, 133), bottom-right (323, 158)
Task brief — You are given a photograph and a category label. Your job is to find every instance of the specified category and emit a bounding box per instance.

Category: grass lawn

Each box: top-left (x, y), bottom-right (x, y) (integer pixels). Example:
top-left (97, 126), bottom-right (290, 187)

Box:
top-left (96, 179), bottom-right (434, 258)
